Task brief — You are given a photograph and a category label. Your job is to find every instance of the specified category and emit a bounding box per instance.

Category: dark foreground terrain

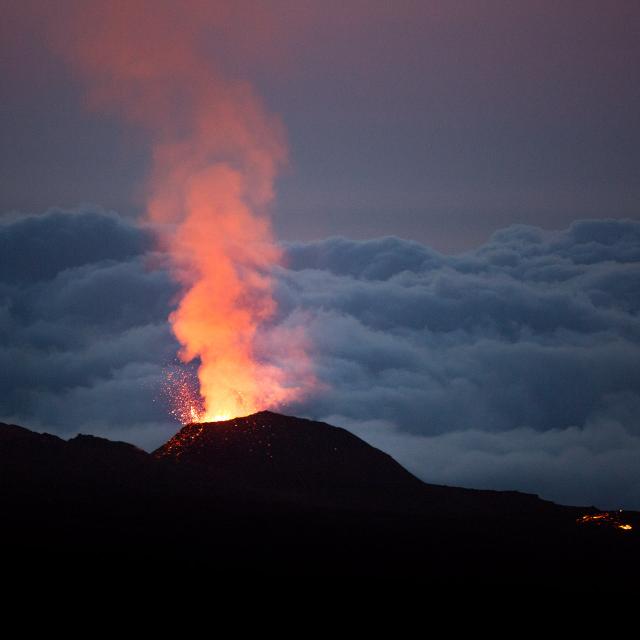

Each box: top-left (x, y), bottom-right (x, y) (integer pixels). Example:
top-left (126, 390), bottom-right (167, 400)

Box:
top-left (1, 411), bottom-right (637, 580)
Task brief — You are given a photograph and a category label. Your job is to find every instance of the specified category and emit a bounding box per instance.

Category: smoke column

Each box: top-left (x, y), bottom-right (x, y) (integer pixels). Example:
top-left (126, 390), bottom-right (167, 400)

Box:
top-left (49, 1), bottom-right (313, 421)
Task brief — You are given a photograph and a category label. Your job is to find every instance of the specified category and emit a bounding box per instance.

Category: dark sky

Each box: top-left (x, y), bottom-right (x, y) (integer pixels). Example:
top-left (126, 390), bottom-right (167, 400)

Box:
top-left (1, 2), bottom-right (640, 509)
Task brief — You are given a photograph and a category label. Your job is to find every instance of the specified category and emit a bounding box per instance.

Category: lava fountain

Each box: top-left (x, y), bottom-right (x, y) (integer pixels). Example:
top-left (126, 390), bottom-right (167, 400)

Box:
top-left (48, 2), bottom-right (314, 422)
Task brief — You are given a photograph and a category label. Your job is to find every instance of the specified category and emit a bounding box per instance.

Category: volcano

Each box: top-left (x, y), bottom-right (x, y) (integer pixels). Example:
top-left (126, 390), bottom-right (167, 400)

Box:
top-left (152, 411), bottom-right (558, 515)
top-left (154, 411), bottom-right (427, 507)
top-left (1, 412), bottom-right (638, 579)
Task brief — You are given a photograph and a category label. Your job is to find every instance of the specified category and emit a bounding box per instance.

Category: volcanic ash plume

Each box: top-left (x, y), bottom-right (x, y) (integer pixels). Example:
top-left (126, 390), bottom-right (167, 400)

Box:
top-left (51, 2), bottom-right (313, 421)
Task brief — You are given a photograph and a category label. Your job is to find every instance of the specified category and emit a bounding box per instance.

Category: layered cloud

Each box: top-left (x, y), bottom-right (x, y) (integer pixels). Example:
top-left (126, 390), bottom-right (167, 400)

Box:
top-left (2, 208), bottom-right (639, 507)
top-left (279, 221), bottom-right (640, 508)
top-left (0, 208), bottom-right (181, 445)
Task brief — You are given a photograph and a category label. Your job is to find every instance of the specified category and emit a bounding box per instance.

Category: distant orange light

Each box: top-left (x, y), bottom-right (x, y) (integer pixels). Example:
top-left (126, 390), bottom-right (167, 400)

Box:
top-left (577, 512), bottom-right (633, 532)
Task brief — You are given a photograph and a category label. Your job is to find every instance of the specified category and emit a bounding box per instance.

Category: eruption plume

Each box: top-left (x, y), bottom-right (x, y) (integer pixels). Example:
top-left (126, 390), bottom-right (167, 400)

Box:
top-left (49, 1), bottom-right (313, 421)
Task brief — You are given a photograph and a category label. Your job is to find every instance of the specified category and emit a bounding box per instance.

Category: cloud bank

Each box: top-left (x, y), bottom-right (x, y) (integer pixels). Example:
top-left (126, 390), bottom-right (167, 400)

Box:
top-left (2, 209), bottom-right (640, 508)
top-left (280, 221), bottom-right (640, 508)
top-left (0, 208), bottom-right (181, 446)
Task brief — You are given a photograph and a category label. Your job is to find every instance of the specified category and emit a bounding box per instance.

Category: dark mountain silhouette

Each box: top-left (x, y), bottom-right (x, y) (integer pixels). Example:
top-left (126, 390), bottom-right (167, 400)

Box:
top-left (0, 421), bottom-right (160, 498)
top-left (1, 412), bottom-right (638, 579)
top-left (154, 411), bottom-right (556, 515)
top-left (156, 411), bottom-right (424, 491)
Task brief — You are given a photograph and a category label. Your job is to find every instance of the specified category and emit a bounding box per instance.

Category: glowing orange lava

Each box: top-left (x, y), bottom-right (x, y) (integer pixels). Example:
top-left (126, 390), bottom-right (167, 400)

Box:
top-left (50, 2), bottom-right (315, 423)
top-left (577, 512), bottom-right (633, 532)
top-left (163, 366), bottom-right (257, 424)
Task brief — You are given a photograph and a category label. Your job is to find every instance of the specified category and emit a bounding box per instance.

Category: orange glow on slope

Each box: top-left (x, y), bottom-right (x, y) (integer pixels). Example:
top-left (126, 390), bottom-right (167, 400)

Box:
top-left (576, 512), bottom-right (633, 532)
top-left (50, 2), bottom-right (314, 422)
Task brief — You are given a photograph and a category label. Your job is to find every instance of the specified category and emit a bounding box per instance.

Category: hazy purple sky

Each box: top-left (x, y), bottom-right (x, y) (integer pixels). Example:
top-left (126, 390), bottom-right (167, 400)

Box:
top-left (2, 1), bottom-right (639, 251)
